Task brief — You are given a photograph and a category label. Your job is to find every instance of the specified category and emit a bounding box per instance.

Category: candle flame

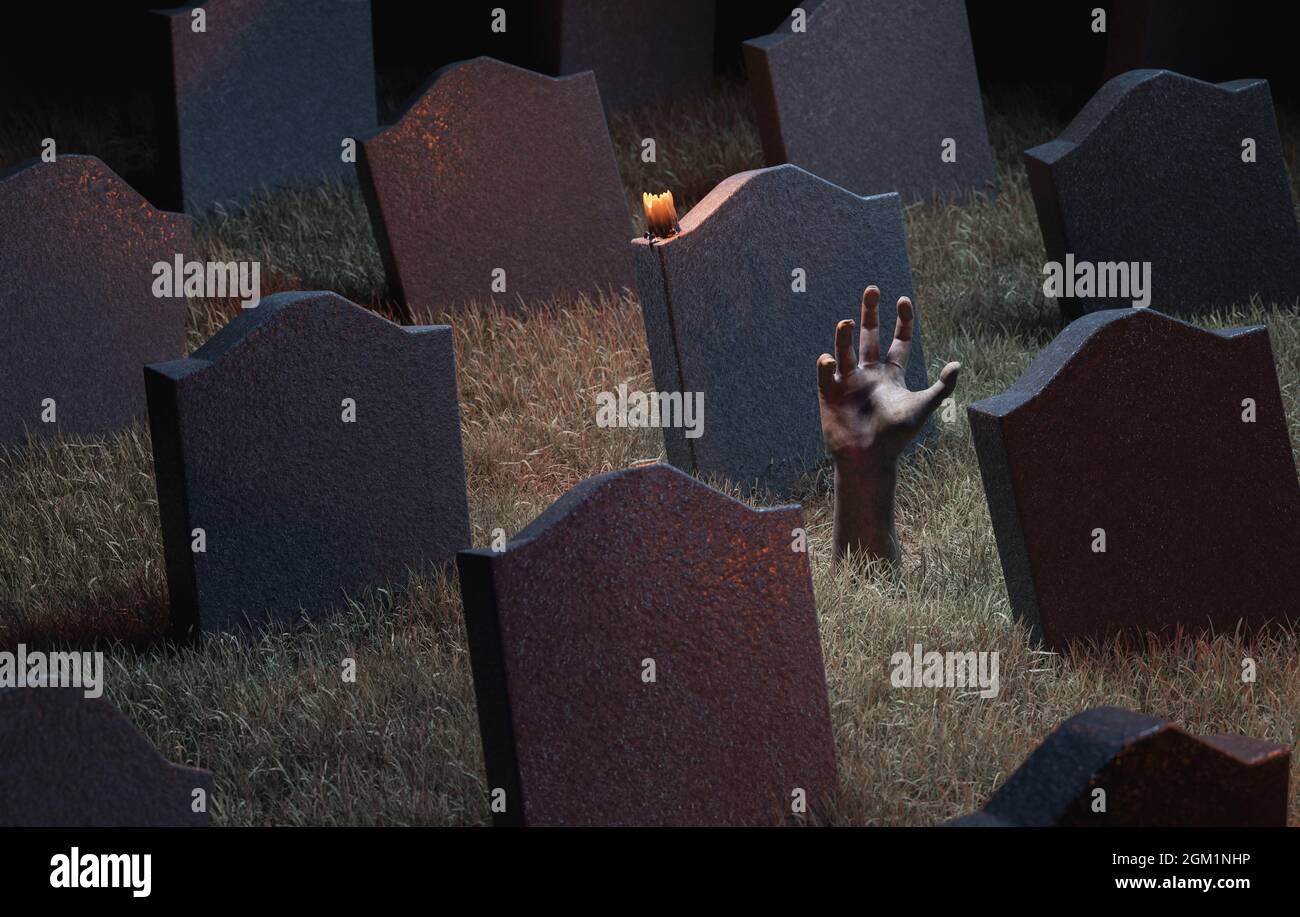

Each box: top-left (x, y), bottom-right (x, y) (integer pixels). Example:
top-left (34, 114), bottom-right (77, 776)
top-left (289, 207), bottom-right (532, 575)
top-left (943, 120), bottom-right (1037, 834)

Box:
top-left (642, 190), bottom-right (679, 240)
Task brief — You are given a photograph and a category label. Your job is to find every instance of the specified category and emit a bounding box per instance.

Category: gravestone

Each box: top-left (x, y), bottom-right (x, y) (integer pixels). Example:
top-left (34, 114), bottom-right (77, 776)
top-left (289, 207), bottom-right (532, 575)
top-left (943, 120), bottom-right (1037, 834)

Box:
top-left (457, 462), bottom-right (837, 826)
top-left (534, 0), bottom-right (716, 111)
top-left (0, 688), bottom-right (212, 826)
top-left (155, 0), bottom-right (377, 214)
top-left (1025, 70), bottom-right (1300, 319)
top-left (633, 164), bottom-right (929, 496)
top-left (145, 291), bottom-right (470, 636)
top-left (358, 56), bottom-right (633, 320)
top-left (0, 155), bottom-right (191, 445)
top-left (948, 707), bottom-right (1289, 826)
top-left (743, 0), bottom-right (996, 202)
top-left (968, 308), bottom-right (1300, 650)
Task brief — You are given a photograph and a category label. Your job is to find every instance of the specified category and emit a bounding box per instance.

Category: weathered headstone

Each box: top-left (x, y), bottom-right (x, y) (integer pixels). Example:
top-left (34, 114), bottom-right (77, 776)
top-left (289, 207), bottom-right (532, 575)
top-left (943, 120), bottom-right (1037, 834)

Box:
top-left (457, 462), bottom-right (837, 826)
top-left (0, 155), bottom-right (191, 445)
top-left (534, 0), bottom-right (716, 111)
top-left (358, 56), bottom-right (633, 320)
top-left (948, 707), bottom-right (1289, 826)
top-left (0, 688), bottom-right (212, 826)
top-left (968, 308), bottom-right (1300, 650)
top-left (743, 0), bottom-right (996, 202)
top-left (155, 0), bottom-right (377, 214)
top-left (1025, 69), bottom-right (1300, 319)
top-left (145, 291), bottom-right (470, 636)
top-left (633, 164), bottom-right (929, 496)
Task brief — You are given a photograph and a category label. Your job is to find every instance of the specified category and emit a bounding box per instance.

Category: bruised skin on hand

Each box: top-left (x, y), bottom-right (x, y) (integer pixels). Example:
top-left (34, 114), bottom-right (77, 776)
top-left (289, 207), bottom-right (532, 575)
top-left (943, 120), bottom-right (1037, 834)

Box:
top-left (816, 285), bottom-right (960, 565)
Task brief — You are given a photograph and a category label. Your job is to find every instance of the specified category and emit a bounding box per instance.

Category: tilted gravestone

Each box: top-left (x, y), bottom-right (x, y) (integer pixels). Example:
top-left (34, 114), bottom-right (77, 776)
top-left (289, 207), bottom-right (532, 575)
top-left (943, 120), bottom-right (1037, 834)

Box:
top-left (743, 0), bottom-right (996, 202)
top-left (358, 56), bottom-right (633, 320)
top-left (1025, 70), bottom-right (1300, 319)
top-left (948, 707), bottom-right (1289, 826)
top-left (968, 308), bottom-right (1300, 650)
top-left (0, 155), bottom-right (191, 445)
top-left (633, 164), bottom-right (929, 496)
top-left (155, 0), bottom-right (377, 214)
top-left (145, 291), bottom-right (470, 636)
top-left (0, 688), bottom-right (212, 826)
top-left (534, 0), bottom-right (716, 112)
top-left (457, 462), bottom-right (837, 826)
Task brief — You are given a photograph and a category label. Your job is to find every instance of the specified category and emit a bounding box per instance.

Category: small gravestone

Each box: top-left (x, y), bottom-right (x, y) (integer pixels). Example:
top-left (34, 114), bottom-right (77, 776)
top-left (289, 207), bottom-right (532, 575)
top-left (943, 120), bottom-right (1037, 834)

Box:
top-left (633, 164), bottom-right (929, 496)
top-left (0, 688), bottom-right (212, 826)
top-left (948, 707), bottom-right (1289, 826)
top-left (0, 155), bottom-right (191, 445)
top-left (457, 463), bottom-right (837, 826)
top-left (743, 0), bottom-right (996, 202)
top-left (359, 56), bottom-right (633, 319)
top-left (968, 308), bottom-right (1300, 650)
top-left (534, 0), bottom-right (716, 111)
top-left (155, 0), bottom-right (377, 214)
top-left (145, 291), bottom-right (470, 636)
top-left (1025, 70), bottom-right (1300, 319)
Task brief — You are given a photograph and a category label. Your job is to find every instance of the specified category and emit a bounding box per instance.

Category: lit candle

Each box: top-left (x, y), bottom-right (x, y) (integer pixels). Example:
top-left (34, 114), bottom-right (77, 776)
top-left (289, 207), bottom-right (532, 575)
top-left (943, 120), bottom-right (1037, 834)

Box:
top-left (642, 190), bottom-right (680, 240)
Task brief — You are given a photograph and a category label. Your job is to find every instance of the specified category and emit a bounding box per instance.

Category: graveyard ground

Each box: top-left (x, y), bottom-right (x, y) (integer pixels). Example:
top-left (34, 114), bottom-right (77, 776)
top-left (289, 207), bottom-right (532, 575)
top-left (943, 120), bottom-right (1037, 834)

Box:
top-left (1, 81), bottom-right (1297, 826)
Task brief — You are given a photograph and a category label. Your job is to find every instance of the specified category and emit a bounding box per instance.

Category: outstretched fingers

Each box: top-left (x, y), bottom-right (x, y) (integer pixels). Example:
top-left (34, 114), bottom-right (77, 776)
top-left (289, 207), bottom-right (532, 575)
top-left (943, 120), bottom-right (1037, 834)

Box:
top-left (859, 286), bottom-right (881, 365)
top-left (886, 297), bottom-right (914, 369)
top-left (906, 361), bottom-right (961, 430)
top-left (835, 319), bottom-right (856, 377)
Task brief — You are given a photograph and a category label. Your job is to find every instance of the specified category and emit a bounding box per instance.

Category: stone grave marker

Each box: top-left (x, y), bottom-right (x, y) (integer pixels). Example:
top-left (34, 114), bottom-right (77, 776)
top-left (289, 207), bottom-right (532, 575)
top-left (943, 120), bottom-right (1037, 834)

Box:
top-left (0, 687), bottom-right (212, 826)
top-left (743, 0), bottom-right (996, 202)
top-left (948, 707), bottom-right (1289, 826)
top-left (358, 56), bottom-right (633, 320)
top-left (534, 0), bottom-right (716, 111)
top-left (457, 462), bottom-right (837, 826)
top-left (145, 291), bottom-right (470, 636)
top-left (968, 308), bottom-right (1300, 650)
top-left (633, 164), bottom-right (929, 496)
top-left (0, 155), bottom-right (191, 445)
top-left (1025, 69), bottom-right (1300, 318)
top-left (155, 0), bottom-right (377, 214)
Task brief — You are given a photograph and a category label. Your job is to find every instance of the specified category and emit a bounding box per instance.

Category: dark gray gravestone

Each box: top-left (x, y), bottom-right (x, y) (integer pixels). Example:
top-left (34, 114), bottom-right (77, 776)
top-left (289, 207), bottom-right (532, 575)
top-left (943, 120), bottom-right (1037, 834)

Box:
top-left (0, 688), bottom-right (212, 826)
top-left (744, 0), bottom-right (996, 202)
top-left (633, 164), bottom-right (929, 497)
top-left (155, 0), bottom-right (377, 214)
top-left (0, 155), bottom-right (191, 445)
top-left (457, 463), bottom-right (837, 826)
top-left (1025, 70), bottom-right (1300, 319)
top-left (968, 308), bottom-right (1300, 651)
top-left (359, 56), bottom-right (633, 320)
top-left (145, 291), bottom-right (470, 636)
top-left (534, 0), bottom-right (716, 112)
top-left (948, 707), bottom-right (1289, 827)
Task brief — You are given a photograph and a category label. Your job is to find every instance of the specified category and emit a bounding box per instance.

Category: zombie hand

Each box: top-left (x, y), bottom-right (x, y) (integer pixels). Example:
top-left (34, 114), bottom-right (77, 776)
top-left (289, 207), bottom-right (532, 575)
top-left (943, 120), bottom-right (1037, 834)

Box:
top-left (816, 285), bottom-right (960, 564)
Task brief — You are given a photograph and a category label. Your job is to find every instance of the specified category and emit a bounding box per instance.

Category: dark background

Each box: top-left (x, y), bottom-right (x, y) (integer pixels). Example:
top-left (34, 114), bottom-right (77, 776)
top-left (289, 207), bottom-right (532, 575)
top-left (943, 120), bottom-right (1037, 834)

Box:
top-left (3, 1), bottom-right (1296, 198)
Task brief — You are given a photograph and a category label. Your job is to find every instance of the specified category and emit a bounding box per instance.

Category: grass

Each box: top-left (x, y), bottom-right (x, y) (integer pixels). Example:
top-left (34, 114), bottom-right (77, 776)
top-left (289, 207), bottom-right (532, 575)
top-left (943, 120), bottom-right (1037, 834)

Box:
top-left (1, 79), bottom-right (1298, 825)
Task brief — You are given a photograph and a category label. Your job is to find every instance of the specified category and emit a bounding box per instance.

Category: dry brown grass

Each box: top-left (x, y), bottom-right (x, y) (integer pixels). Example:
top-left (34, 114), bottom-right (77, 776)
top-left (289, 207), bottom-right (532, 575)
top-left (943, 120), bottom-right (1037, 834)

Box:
top-left (1, 80), bottom-right (1297, 825)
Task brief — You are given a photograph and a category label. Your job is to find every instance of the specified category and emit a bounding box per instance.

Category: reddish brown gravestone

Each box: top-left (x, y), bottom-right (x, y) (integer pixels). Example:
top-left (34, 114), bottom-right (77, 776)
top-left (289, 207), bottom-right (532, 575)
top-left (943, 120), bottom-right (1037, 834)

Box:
top-left (358, 56), bottom-right (633, 319)
top-left (0, 688), bottom-right (212, 826)
top-left (968, 308), bottom-right (1300, 650)
top-left (457, 463), bottom-right (837, 826)
top-left (948, 707), bottom-right (1289, 826)
top-left (0, 155), bottom-right (191, 444)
